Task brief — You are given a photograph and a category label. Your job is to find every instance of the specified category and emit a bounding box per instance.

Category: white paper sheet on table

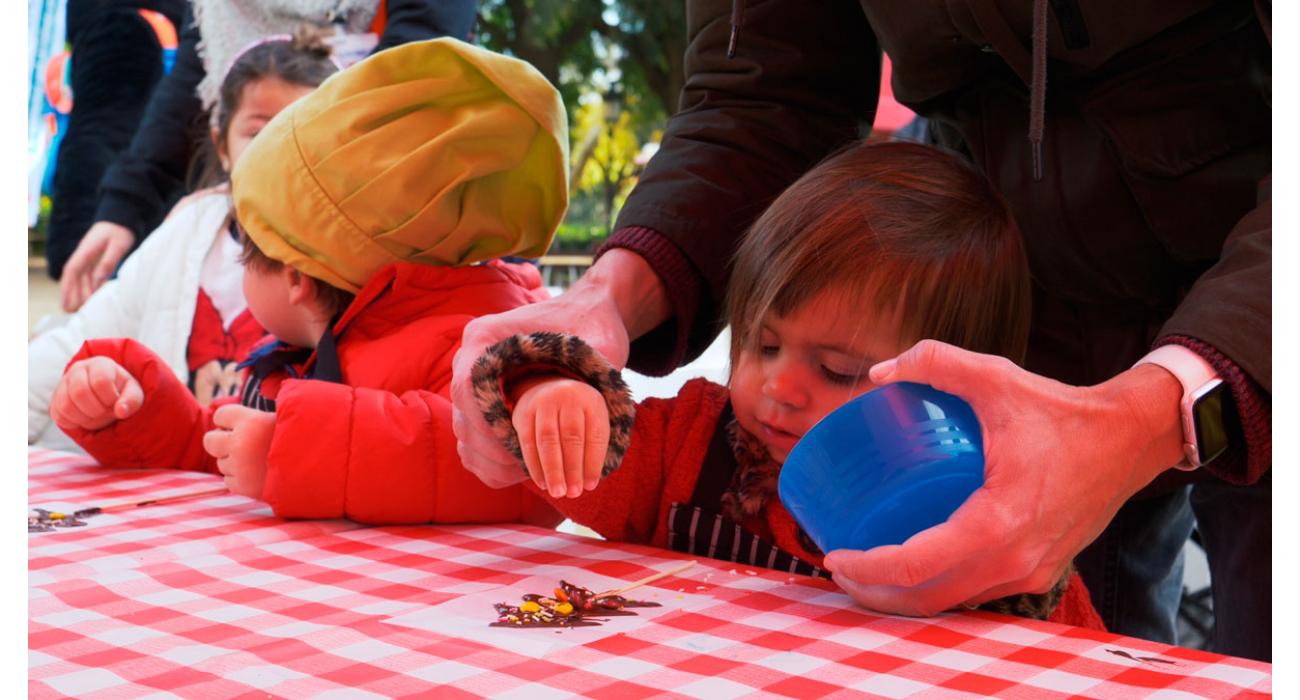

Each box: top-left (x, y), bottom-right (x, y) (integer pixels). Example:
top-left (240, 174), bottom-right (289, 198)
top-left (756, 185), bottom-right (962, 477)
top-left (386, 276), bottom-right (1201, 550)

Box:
top-left (382, 569), bottom-right (714, 657)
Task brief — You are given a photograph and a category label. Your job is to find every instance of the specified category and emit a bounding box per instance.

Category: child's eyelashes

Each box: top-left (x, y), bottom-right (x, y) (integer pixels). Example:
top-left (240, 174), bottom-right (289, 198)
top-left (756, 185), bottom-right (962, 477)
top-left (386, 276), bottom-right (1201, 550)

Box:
top-left (820, 367), bottom-right (861, 386)
top-left (755, 344), bottom-right (864, 386)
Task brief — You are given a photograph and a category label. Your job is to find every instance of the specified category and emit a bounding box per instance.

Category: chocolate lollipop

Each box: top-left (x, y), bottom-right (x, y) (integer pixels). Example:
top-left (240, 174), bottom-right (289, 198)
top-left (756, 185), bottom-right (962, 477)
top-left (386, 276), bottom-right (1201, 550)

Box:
top-left (488, 562), bottom-right (693, 629)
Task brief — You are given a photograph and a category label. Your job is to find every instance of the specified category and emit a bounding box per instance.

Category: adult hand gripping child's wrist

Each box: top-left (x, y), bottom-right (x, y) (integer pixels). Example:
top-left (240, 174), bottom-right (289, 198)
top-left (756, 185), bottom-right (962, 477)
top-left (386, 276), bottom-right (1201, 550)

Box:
top-left (203, 404), bottom-right (276, 499)
top-left (452, 249), bottom-right (668, 490)
top-left (50, 357), bottom-right (144, 432)
top-left (820, 339), bottom-right (1186, 617)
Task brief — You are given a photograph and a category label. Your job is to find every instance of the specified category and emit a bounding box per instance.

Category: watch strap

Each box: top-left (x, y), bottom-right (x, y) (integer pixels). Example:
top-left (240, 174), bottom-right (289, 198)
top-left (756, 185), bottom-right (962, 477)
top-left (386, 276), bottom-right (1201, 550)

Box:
top-left (1133, 345), bottom-right (1219, 470)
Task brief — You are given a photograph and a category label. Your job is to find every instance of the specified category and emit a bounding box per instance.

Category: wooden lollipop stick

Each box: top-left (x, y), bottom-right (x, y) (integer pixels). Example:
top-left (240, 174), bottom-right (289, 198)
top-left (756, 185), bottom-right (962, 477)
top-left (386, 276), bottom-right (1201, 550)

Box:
top-left (599, 560), bottom-right (696, 597)
top-left (71, 486), bottom-right (229, 518)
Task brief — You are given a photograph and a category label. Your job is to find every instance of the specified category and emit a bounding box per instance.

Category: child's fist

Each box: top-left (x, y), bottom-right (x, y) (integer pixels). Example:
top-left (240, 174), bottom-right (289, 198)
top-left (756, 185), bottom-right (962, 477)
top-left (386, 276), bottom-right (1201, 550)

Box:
top-left (50, 357), bottom-right (144, 432)
top-left (203, 404), bottom-right (275, 499)
top-left (511, 377), bottom-right (610, 499)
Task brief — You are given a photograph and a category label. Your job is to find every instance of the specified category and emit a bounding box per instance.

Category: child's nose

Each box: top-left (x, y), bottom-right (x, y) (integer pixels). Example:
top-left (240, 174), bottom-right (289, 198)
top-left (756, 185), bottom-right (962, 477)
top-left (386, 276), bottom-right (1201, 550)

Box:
top-left (762, 358), bottom-right (808, 408)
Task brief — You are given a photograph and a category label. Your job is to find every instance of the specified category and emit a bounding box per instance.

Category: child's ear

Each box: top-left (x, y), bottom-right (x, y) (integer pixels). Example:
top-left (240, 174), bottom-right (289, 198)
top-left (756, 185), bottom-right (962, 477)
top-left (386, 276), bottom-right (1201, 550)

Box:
top-left (213, 127), bottom-right (231, 172)
top-left (285, 268), bottom-right (316, 306)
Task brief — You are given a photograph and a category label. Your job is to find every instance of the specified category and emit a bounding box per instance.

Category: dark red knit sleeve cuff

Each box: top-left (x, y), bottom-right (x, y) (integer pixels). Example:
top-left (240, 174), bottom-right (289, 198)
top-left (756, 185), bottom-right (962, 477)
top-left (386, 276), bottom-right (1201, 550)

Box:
top-left (1156, 335), bottom-right (1271, 485)
top-left (596, 226), bottom-right (703, 377)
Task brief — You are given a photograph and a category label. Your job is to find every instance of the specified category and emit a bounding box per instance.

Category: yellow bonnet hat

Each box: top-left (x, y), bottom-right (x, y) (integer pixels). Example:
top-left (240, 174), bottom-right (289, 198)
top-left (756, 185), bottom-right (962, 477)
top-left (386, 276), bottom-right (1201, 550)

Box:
top-left (232, 37), bottom-right (569, 292)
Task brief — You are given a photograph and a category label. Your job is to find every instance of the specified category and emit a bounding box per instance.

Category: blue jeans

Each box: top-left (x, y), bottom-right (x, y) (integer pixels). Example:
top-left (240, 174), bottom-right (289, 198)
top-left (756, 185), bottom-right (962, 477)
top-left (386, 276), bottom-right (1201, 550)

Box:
top-left (1076, 486), bottom-right (1192, 646)
top-left (1190, 472), bottom-right (1272, 661)
top-left (1076, 474), bottom-right (1271, 662)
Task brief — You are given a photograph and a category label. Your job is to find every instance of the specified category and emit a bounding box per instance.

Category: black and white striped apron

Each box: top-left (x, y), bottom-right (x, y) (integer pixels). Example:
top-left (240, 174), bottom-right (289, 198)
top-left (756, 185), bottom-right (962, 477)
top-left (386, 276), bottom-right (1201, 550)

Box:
top-left (665, 404), bottom-right (829, 580)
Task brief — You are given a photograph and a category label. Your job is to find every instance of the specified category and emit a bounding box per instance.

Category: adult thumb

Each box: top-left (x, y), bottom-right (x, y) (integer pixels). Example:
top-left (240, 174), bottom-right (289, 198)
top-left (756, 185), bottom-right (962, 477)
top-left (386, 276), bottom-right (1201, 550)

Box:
top-left (867, 339), bottom-right (995, 397)
top-left (115, 377), bottom-right (144, 419)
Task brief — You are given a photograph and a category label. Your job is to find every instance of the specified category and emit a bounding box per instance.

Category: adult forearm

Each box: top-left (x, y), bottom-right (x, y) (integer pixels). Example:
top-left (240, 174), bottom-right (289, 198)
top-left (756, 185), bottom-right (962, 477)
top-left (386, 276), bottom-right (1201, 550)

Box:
top-left (572, 248), bottom-right (672, 343)
top-left (1096, 363), bottom-right (1186, 493)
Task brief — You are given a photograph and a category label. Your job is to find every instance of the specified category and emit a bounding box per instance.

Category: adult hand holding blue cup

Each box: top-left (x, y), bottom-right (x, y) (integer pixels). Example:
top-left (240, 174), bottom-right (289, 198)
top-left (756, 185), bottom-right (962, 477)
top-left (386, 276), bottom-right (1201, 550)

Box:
top-left (778, 382), bottom-right (984, 554)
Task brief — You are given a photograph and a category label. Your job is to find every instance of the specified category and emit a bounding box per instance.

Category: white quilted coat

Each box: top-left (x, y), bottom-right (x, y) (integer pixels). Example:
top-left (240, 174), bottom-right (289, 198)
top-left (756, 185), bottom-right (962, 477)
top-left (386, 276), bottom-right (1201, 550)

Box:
top-left (29, 194), bottom-right (233, 450)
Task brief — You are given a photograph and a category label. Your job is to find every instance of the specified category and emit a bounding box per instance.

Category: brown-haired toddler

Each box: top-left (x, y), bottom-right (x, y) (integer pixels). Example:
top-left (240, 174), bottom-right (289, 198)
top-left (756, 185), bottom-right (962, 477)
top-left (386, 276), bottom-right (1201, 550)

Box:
top-left (473, 141), bottom-right (1103, 628)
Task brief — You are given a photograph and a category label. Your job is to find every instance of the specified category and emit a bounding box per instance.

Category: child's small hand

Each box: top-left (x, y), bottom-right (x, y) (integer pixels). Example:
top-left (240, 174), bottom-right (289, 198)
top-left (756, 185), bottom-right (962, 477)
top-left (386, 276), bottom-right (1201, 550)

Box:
top-left (512, 376), bottom-right (610, 498)
top-left (203, 404), bottom-right (276, 499)
top-left (50, 357), bottom-right (144, 432)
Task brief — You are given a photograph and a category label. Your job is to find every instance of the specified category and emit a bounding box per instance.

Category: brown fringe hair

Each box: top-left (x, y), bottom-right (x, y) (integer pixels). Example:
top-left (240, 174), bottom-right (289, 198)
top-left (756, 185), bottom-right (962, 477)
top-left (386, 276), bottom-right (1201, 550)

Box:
top-left (726, 141), bottom-right (1031, 369)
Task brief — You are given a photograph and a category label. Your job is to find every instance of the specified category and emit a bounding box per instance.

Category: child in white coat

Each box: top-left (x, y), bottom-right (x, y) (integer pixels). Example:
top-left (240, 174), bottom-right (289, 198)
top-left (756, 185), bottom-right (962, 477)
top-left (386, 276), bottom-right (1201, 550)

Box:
top-left (29, 35), bottom-right (338, 450)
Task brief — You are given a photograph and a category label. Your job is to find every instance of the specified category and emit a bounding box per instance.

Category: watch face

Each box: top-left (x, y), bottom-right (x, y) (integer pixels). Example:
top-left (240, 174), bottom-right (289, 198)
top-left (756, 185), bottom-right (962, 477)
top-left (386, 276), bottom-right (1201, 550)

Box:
top-left (1191, 380), bottom-right (1231, 465)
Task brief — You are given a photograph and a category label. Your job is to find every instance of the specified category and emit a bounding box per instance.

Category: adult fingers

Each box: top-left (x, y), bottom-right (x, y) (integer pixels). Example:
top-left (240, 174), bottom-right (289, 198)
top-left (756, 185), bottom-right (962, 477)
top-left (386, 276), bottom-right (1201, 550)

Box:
top-left (558, 401), bottom-right (586, 498)
top-left (454, 426), bottom-right (528, 490)
top-left (822, 494), bottom-right (1038, 615)
top-left (582, 402), bottom-right (609, 491)
top-left (92, 229), bottom-right (133, 288)
top-left (821, 487), bottom-right (1008, 589)
top-left (826, 538), bottom-right (990, 617)
top-left (72, 259), bottom-right (97, 312)
top-left (59, 265), bottom-right (90, 313)
top-left (59, 238), bottom-right (99, 312)
top-left (868, 340), bottom-right (1010, 399)
top-left (58, 268), bottom-right (78, 312)
top-left (76, 270), bottom-right (96, 313)
top-left (831, 573), bottom-right (956, 618)
top-left (832, 559), bottom-right (1030, 618)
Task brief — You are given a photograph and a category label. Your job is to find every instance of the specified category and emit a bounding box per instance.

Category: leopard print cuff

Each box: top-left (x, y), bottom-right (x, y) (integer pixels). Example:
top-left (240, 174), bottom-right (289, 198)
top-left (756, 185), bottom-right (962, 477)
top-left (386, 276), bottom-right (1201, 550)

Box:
top-left (471, 332), bottom-right (635, 478)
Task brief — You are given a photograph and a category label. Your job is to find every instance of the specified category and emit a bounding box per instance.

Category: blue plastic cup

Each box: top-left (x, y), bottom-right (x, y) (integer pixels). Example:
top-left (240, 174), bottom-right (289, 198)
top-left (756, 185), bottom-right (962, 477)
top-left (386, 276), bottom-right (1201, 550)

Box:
top-left (778, 382), bottom-right (984, 554)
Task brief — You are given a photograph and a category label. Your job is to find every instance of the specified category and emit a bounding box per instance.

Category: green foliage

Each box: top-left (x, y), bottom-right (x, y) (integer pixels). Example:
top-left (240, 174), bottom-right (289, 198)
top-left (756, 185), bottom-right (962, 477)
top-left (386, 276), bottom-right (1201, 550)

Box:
top-left (472, 0), bottom-right (684, 130)
top-left (30, 196), bottom-right (51, 259)
top-left (569, 96), bottom-right (654, 234)
top-left (474, 1), bottom-right (604, 125)
top-left (552, 222), bottom-right (608, 252)
top-left (574, 101), bottom-right (637, 190)
top-left (594, 0), bottom-right (686, 121)
top-left (472, 1), bottom-right (686, 239)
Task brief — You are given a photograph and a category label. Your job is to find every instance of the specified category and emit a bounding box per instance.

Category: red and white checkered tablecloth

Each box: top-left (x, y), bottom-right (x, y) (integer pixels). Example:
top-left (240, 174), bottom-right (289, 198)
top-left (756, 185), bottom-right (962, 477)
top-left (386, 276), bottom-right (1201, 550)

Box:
top-left (29, 448), bottom-right (1271, 698)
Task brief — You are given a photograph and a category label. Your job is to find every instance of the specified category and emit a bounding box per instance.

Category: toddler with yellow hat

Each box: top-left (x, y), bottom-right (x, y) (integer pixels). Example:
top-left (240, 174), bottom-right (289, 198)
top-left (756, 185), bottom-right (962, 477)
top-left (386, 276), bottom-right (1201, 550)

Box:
top-left (50, 38), bottom-right (568, 526)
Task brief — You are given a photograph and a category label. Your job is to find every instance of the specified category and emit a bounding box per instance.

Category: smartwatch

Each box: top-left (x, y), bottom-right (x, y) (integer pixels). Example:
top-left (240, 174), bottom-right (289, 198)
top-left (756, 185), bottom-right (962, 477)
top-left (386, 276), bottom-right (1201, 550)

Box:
top-left (1133, 345), bottom-right (1234, 470)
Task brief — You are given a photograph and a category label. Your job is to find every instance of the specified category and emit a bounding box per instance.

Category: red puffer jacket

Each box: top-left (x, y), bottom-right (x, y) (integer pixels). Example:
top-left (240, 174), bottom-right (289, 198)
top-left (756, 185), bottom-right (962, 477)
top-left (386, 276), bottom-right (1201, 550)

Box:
top-left (63, 261), bottom-right (560, 527)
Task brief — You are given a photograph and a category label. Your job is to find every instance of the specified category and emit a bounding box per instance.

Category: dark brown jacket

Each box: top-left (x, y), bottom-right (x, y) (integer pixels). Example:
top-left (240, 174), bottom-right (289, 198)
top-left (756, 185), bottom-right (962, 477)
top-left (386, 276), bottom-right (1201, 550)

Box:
top-left (607, 0), bottom-right (1271, 484)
